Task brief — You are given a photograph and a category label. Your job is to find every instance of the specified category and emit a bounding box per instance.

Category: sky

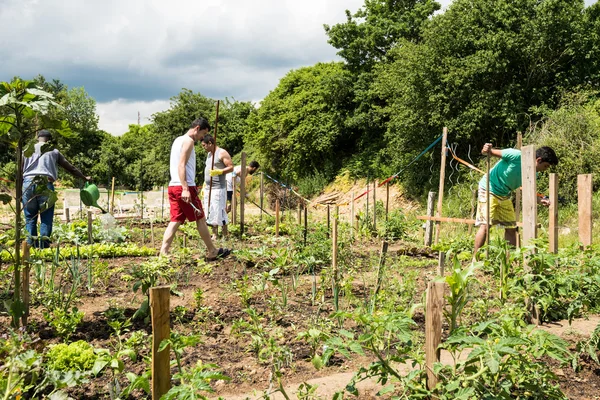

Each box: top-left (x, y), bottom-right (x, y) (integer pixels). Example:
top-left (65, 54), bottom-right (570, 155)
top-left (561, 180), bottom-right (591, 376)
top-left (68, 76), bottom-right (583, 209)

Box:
top-left (0, 0), bottom-right (594, 135)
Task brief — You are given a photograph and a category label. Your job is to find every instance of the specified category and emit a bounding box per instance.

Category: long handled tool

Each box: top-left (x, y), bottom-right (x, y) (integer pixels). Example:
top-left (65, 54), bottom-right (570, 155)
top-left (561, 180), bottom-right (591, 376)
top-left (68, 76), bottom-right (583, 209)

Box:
top-left (207, 100), bottom-right (220, 210)
top-left (485, 147), bottom-right (491, 259)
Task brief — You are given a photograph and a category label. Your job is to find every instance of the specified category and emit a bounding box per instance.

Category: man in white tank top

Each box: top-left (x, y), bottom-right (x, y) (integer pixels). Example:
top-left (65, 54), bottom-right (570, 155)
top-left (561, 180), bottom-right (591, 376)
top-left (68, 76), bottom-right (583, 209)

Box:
top-left (200, 135), bottom-right (234, 237)
top-left (160, 118), bottom-right (231, 261)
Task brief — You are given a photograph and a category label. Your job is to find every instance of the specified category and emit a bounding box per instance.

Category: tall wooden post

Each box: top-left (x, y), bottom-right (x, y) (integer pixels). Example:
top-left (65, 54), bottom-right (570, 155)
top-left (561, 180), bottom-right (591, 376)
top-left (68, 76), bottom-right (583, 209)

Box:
top-left (275, 199), bottom-right (280, 236)
top-left (385, 182), bottom-right (390, 222)
top-left (327, 205), bottom-right (331, 238)
top-left (468, 189), bottom-right (477, 234)
top-left (373, 180), bottom-right (377, 231)
top-left (425, 281), bottom-right (445, 390)
top-left (434, 128), bottom-right (448, 244)
top-left (297, 202), bottom-right (302, 225)
top-left (260, 172), bottom-right (264, 221)
top-left (65, 208), bottom-right (70, 223)
top-left (240, 153), bottom-right (247, 235)
top-left (110, 177), bottom-right (116, 214)
top-left (549, 173), bottom-right (558, 253)
top-left (486, 149), bottom-right (491, 259)
top-left (425, 191), bottom-right (436, 246)
top-left (87, 211), bottom-right (93, 244)
top-left (304, 204), bottom-right (308, 246)
top-left (521, 146), bottom-right (537, 266)
top-left (578, 174), bottom-right (593, 248)
top-left (365, 181), bottom-right (369, 225)
top-left (515, 132), bottom-right (522, 247)
top-left (232, 178), bottom-right (237, 225)
top-left (150, 286), bottom-right (171, 399)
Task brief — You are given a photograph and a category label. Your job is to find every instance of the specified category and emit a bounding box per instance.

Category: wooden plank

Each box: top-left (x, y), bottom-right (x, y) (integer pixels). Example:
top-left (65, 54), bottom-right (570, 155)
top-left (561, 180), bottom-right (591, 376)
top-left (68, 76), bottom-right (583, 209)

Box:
top-left (425, 281), bottom-right (445, 390)
top-left (521, 145), bottom-right (537, 269)
top-left (434, 128), bottom-right (448, 244)
top-left (240, 153), bottom-right (246, 235)
top-left (515, 132), bottom-right (522, 247)
top-left (578, 174), bottom-right (593, 247)
top-left (150, 286), bottom-right (171, 399)
top-left (549, 173), bottom-right (558, 253)
top-left (424, 191), bottom-right (436, 246)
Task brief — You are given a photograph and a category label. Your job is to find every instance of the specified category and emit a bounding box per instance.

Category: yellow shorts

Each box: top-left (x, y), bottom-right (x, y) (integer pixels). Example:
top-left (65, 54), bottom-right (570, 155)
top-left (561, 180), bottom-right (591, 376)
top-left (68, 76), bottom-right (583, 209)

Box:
top-left (475, 189), bottom-right (516, 228)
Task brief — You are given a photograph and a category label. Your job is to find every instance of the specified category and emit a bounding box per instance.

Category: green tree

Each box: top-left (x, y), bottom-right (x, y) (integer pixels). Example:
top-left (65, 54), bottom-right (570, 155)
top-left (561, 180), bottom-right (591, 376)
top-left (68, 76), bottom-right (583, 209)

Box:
top-left (246, 62), bottom-right (354, 182)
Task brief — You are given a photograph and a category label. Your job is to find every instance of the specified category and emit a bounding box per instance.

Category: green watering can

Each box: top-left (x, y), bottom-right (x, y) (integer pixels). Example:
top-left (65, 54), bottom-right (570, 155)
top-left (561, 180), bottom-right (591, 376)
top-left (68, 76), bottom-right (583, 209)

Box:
top-left (80, 182), bottom-right (106, 213)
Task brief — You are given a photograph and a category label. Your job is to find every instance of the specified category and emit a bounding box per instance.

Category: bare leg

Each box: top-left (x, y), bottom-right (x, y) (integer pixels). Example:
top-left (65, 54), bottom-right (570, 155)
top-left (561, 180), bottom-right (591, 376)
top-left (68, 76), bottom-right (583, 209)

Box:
top-left (196, 218), bottom-right (218, 258)
top-left (505, 228), bottom-right (517, 247)
top-left (473, 224), bottom-right (488, 260)
top-left (160, 221), bottom-right (181, 255)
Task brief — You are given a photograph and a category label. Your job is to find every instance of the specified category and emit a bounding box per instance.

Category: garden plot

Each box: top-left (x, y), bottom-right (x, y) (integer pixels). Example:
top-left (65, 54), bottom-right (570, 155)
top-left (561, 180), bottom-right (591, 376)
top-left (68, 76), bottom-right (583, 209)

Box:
top-left (1, 211), bottom-right (600, 400)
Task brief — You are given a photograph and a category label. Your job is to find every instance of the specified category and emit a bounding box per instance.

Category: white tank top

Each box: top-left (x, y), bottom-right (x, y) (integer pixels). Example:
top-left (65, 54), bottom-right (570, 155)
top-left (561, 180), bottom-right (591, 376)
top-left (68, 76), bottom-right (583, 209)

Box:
top-left (169, 135), bottom-right (196, 187)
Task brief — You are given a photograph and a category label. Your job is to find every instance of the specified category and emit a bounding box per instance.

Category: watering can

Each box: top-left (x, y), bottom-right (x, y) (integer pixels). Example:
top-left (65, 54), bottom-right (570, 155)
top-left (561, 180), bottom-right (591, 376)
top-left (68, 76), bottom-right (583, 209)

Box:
top-left (80, 182), bottom-right (106, 213)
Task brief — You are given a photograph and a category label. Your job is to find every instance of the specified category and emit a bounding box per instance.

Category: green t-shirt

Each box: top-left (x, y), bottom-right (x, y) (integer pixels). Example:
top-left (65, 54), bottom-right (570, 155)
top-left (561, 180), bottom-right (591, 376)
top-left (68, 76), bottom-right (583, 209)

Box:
top-left (478, 149), bottom-right (521, 196)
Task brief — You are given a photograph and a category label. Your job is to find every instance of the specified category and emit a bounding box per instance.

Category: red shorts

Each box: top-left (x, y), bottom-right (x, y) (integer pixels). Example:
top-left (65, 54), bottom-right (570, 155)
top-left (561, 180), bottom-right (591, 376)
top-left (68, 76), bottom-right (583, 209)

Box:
top-left (168, 186), bottom-right (205, 223)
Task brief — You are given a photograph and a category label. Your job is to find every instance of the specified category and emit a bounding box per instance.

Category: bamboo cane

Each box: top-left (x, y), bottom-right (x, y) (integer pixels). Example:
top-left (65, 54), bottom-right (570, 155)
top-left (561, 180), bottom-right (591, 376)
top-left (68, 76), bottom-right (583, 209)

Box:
top-left (207, 100), bottom-right (220, 210)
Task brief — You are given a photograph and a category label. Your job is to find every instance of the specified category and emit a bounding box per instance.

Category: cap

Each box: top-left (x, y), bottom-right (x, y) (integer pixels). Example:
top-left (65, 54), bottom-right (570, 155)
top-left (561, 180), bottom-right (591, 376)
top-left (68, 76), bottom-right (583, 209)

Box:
top-left (37, 130), bottom-right (52, 139)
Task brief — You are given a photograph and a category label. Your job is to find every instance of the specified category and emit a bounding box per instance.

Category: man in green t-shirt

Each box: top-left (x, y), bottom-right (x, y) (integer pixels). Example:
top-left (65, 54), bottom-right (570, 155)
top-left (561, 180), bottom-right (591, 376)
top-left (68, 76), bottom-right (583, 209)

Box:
top-left (473, 143), bottom-right (558, 258)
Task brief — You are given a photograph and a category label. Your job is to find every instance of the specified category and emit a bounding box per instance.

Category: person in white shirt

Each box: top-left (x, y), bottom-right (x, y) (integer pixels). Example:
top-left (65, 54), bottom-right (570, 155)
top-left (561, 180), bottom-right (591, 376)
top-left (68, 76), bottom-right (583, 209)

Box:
top-left (226, 161), bottom-right (260, 213)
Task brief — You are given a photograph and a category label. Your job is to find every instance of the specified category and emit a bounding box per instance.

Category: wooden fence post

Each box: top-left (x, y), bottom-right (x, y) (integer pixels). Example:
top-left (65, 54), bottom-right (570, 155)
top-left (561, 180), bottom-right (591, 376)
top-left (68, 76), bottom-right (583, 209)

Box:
top-left (150, 286), bottom-right (171, 399)
top-left (549, 173), bottom-right (558, 253)
top-left (65, 208), bottom-right (70, 223)
top-left (240, 152), bottom-right (246, 235)
top-left (260, 172), bottom-right (264, 221)
top-left (521, 146), bottom-right (537, 259)
top-left (327, 205), bottom-right (331, 238)
top-left (110, 177), bottom-right (116, 214)
top-left (578, 174), bottom-right (593, 248)
top-left (434, 128), bottom-right (448, 244)
top-left (426, 281), bottom-right (445, 391)
top-left (350, 192), bottom-right (355, 240)
top-left (275, 199), bottom-right (280, 236)
top-left (232, 178), bottom-right (237, 225)
top-left (385, 182), bottom-right (390, 222)
top-left (425, 191), bottom-right (436, 246)
top-left (87, 211), bottom-right (93, 244)
top-left (303, 204), bottom-right (308, 246)
top-left (515, 132), bottom-right (522, 247)
top-left (373, 180), bottom-right (377, 231)
top-left (297, 202), bottom-right (302, 225)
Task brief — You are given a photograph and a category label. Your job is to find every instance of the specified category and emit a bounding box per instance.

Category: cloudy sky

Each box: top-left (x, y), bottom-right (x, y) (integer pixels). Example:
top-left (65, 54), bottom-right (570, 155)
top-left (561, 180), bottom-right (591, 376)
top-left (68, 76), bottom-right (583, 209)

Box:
top-left (0, 0), bottom-right (594, 135)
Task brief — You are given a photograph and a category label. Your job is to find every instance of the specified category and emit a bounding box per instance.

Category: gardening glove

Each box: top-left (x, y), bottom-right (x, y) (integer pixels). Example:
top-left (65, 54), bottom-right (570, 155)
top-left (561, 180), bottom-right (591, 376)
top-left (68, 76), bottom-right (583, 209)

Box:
top-left (210, 169), bottom-right (224, 177)
top-left (200, 186), bottom-right (206, 199)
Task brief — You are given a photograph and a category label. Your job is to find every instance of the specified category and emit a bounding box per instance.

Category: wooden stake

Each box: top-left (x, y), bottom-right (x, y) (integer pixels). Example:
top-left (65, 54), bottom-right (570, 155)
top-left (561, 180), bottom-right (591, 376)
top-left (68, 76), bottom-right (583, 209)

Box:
top-left (373, 180), bottom-right (377, 231)
top-left (437, 252), bottom-right (445, 277)
top-left (424, 191), bottom-right (436, 246)
top-left (486, 149), bottom-right (491, 259)
top-left (240, 152), bottom-right (246, 235)
top-left (521, 145), bottom-right (537, 270)
top-left (515, 132), bottom-right (522, 247)
top-left (150, 286), bottom-right (171, 399)
top-left (425, 281), bottom-right (445, 390)
top-left (275, 199), bottom-right (280, 236)
top-left (232, 177), bottom-right (237, 225)
top-left (110, 177), bottom-right (116, 214)
top-left (385, 182), bottom-right (390, 222)
top-left (260, 172), bottom-right (264, 221)
top-left (65, 208), bottom-right (70, 223)
top-left (549, 173), bottom-right (558, 253)
top-left (303, 204), bottom-right (308, 246)
top-left (87, 211), bottom-right (93, 244)
top-left (578, 174), bottom-right (593, 248)
top-left (434, 128), bottom-right (448, 244)
top-left (327, 205), bottom-right (331, 238)
top-left (21, 241), bottom-right (30, 326)
top-left (371, 241), bottom-right (389, 312)
top-left (297, 202), bottom-right (302, 225)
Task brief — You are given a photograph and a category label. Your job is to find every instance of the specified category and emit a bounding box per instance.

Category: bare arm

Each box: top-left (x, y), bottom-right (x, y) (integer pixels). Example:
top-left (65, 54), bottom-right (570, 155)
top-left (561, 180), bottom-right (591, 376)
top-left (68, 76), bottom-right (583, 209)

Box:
top-left (178, 137), bottom-right (194, 202)
top-left (481, 143), bottom-right (503, 158)
top-left (57, 153), bottom-right (90, 181)
top-left (220, 150), bottom-right (234, 175)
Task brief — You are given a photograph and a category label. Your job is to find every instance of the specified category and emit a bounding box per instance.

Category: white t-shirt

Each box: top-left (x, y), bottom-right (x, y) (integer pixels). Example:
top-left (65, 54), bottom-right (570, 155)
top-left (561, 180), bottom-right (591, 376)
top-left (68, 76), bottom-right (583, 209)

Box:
top-left (226, 165), bottom-right (243, 191)
top-left (168, 135), bottom-right (196, 187)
